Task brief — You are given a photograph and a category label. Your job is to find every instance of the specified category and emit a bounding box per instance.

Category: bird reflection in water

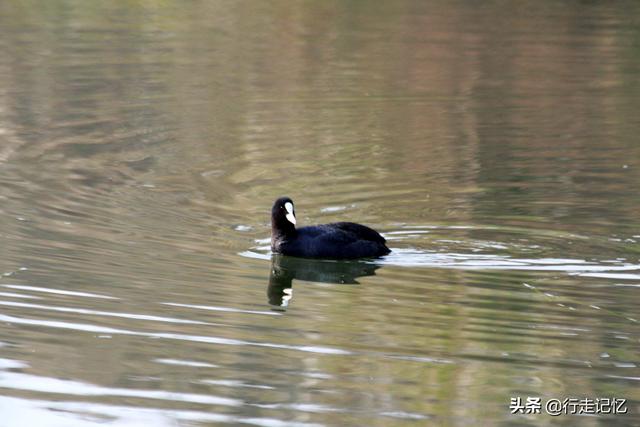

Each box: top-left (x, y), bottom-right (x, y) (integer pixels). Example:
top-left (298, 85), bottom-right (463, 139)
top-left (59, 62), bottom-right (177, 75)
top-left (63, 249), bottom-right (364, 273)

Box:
top-left (267, 255), bottom-right (382, 311)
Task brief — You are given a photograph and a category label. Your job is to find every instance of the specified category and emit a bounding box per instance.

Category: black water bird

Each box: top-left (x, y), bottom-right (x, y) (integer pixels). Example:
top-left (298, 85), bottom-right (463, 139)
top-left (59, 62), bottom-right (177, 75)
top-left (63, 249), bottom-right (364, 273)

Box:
top-left (270, 197), bottom-right (390, 259)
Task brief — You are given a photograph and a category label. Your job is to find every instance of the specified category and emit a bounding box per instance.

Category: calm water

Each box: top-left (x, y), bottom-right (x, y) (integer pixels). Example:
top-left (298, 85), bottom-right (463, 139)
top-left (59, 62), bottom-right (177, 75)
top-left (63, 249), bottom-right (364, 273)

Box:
top-left (1, 1), bottom-right (640, 426)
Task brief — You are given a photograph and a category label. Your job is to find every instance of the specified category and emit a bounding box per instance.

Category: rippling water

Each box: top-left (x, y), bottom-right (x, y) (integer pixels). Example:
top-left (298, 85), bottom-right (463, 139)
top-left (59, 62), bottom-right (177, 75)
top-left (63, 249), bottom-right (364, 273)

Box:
top-left (1, 1), bottom-right (639, 426)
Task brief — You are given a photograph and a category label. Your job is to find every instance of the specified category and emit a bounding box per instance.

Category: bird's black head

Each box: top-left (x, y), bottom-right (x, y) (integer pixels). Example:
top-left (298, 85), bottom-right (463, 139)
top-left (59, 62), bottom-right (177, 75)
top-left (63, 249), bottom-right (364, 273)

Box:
top-left (271, 196), bottom-right (297, 236)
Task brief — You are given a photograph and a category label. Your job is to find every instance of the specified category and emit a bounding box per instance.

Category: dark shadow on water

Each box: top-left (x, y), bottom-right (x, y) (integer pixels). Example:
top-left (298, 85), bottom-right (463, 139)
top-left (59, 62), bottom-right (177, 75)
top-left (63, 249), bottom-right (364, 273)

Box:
top-left (267, 255), bottom-right (382, 311)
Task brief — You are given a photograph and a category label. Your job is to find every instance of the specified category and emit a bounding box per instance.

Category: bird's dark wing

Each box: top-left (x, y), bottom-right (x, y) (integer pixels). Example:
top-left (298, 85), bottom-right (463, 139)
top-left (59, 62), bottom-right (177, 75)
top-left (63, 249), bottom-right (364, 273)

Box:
top-left (291, 223), bottom-right (389, 259)
top-left (327, 222), bottom-right (387, 244)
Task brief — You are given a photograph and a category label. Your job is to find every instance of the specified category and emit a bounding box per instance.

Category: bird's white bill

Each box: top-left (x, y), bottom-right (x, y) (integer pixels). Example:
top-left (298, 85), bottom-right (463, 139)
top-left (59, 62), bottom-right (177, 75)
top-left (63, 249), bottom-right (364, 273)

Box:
top-left (284, 202), bottom-right (296, 225)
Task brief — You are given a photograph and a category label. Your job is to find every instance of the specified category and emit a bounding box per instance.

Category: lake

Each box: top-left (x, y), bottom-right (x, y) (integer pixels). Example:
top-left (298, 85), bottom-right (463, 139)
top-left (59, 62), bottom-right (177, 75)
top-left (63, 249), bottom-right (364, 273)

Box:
top-left (0, 1), bottom-right (639, 426)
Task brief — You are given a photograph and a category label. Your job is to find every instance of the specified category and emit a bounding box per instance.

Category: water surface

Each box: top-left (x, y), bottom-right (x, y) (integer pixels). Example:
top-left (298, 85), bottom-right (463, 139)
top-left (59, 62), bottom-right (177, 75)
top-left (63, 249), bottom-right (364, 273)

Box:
top-left (1, 1), bottom-right (639, 426)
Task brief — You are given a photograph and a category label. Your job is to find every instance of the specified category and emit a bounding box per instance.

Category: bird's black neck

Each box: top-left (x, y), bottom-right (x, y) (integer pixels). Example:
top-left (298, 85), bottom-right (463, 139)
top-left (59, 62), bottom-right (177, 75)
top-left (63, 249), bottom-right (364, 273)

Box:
top-left (271, 217), bottom-right (297, 241)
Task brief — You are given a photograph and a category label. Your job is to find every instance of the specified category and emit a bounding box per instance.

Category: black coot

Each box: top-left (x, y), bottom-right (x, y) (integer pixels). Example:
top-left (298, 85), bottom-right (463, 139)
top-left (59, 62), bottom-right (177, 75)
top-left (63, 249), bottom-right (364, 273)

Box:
top-left (270, 197), bottom-right (390, 259)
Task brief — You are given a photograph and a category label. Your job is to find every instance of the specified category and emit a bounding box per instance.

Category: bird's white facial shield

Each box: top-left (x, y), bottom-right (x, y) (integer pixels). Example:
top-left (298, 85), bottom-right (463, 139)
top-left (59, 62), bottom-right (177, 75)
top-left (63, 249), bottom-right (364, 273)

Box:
top-left (284, 202), bottom-right (296, 225)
